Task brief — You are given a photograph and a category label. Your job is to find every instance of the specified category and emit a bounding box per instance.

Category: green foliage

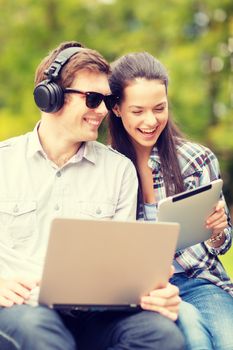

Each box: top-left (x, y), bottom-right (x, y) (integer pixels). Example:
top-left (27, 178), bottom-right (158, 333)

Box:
top-left (1, 0), bottom-right (232, 142)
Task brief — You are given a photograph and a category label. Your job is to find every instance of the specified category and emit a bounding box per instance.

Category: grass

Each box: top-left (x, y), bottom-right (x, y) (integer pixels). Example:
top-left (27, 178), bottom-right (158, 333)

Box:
top-left (220, 247), bottom-right (233, 280)
top-left (220, 206), bottom-right (233, 280)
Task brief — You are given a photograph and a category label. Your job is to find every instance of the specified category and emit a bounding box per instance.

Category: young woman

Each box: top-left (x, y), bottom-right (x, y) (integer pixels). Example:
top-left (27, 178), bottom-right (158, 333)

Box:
top-left (108, 52), bottom-right (233, 350)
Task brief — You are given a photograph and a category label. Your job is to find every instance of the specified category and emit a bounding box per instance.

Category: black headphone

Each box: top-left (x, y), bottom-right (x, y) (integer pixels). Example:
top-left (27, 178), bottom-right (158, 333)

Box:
top-left (33, 46), bottom-right (83, 113)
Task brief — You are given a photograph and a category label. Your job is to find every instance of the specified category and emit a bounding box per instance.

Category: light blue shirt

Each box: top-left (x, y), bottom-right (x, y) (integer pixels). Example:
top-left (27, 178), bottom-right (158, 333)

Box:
top-left (0, 124), bottom-right (138, 300)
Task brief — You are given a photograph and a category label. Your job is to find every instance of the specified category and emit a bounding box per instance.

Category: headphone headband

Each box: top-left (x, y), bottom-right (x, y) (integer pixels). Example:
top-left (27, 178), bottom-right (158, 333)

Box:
top-left (34, 45), bottom-right (83, 113)
top-left (44, 46), bottom-right (83, 81)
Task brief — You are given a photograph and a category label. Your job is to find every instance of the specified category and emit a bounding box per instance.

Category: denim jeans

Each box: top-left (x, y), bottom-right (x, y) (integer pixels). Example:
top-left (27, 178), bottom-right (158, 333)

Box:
top-left (0, 305), bottom-right (76, 350)
top-left (171, 273), bottom-right (233, 350)
top-left (0, 305), bottom-right (185, 350)
top-left (177, 301), bottom-right (212, 350)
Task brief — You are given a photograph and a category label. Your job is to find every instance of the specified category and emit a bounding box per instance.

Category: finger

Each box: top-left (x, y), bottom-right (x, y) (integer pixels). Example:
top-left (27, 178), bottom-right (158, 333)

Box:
top-left (147, 292), bottom-right (181, 306)
top-left (207, 217), bottom-right (227, 230)
top-left (159, 309), bottom-right (178, 321)
top-left (215, 200), bottom-right (225, 211)
top-left (169, 265), bottom-right (175, 278)
top-left (0, 295), bottom-right (14, 307)
top-left (210, 200), bottom-right (225, 214)
top-left (0, 287), bottom-right (24, 305)
top-left (4, 280), bottom-right (31, 300)
top-left (208, 221), bottom-right (227, 232)
top-left (149, 284), bottom-right (179, 299)
top-left (140, 302), bottom-right (178, 321)
top-left (15, 277), bottom-right (38, 290)
top-left (206, 207), bottom-right (225, 223)
top-left (212, 220), bottom-right (228, 230)
top-left (164, 304), bottom-right (180, 313)
top-left (6, 290), bottom-right (24, 305)
top-left (206, 212), bottom-right (227, 228)
top-left (141, 295), bottom-right (181, 308)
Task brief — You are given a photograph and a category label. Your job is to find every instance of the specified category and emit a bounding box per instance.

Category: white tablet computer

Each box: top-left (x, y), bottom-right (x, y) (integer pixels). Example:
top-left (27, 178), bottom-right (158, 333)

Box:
top-left (157, 179), bottom-right (223, 251)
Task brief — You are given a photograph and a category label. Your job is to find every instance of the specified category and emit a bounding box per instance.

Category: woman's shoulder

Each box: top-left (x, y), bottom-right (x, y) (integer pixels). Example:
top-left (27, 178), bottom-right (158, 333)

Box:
top-left (176, 138), bottom-right (216, 159)
top-left (175, 139), bottom-right (218, 175)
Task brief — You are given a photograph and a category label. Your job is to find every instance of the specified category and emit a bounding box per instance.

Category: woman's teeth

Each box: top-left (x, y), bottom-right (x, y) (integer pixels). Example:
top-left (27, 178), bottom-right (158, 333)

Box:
top-left (139, 128), bottom-right (156, 134)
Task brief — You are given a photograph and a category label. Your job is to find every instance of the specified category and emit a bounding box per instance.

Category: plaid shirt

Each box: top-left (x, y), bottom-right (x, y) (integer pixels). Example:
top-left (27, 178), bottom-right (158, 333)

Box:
top-left (138, 140), bottom-right (233, 296)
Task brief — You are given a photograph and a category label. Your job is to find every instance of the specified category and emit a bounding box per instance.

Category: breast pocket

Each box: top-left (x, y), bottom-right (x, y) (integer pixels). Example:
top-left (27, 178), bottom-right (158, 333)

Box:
top-left (0, 201), bottom-right (37, 248)
top-left (77, 202), bottom-right (116, 220)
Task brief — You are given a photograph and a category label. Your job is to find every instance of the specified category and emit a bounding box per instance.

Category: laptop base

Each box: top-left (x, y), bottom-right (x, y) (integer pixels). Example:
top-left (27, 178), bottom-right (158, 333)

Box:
top-left (53, 304), bottom-right (142, 313)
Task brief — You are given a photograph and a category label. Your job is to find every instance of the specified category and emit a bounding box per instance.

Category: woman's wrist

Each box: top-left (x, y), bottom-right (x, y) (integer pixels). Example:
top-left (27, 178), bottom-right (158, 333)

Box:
top-left (207, 229), bottom-right (227, 247)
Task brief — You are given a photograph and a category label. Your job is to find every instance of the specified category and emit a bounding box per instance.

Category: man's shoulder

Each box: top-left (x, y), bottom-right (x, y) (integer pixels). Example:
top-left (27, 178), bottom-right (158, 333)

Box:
top-left (0, 136), bottom-right (20, 149)
top-left (93, 141), bottom-right (129, 160)
top-left (0, 133), bottom-right (30, 153)
top-left (90, 141), bottom-right (136, 174)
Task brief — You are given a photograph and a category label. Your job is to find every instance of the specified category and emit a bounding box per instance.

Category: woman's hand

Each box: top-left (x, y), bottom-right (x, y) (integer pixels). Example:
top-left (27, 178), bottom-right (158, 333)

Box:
top-left (206, 200), bottom-right (228, 247)
top-left (0, 277), bottom-right (38, 307)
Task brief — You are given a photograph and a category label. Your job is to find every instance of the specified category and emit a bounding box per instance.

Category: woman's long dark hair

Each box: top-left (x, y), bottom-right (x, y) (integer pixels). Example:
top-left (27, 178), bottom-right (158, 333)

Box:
top-left (108, 52), bottom-right (185, 214)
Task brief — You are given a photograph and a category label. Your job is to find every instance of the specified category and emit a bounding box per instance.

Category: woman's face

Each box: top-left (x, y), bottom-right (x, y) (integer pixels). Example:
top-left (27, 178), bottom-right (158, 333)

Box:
top-left (117, 78), bottom-right (168, 153)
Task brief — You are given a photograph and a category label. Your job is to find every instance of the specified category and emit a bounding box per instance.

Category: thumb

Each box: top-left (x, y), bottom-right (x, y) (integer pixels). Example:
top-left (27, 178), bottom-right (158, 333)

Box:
top-left (169, 265), bottom-right (175, 278)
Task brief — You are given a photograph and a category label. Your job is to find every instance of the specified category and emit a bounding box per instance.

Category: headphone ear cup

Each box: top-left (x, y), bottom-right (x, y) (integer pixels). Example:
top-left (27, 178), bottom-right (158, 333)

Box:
top-left (34, 80), bottom-right (64, 113)
top-left (50, 82), bottom-right (64, 112)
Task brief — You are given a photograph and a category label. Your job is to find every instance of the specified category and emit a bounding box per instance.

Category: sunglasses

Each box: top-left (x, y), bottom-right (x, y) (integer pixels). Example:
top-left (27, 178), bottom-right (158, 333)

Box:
top-left (64, 88), bottom-right (117, 110)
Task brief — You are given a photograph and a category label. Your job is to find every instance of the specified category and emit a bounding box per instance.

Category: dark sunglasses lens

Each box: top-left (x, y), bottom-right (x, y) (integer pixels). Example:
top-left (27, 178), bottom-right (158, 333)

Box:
top-left (86, 93), bottom-right (102, 109)
top-left (86, 92), bottom-right (117, 110)
top-left (105, 95), bottom-right (117, 110)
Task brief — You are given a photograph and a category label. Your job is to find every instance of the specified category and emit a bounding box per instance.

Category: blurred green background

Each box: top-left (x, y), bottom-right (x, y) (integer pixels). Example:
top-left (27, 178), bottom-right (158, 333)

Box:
top-left (0, 0), bottom-right (232, 277)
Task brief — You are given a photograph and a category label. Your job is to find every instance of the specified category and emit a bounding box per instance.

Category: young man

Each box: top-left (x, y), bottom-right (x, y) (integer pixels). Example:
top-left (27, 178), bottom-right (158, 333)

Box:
top-left (0, 41), bottom-right (184, 350)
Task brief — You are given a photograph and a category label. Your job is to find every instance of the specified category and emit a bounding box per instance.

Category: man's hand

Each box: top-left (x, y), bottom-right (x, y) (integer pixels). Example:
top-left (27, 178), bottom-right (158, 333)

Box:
top-left (0, 277), bottom-right (38, 307)
top-left (140, 282), bottom-right (181, 321)
top-left (140, 266), bottom-right (181, 321)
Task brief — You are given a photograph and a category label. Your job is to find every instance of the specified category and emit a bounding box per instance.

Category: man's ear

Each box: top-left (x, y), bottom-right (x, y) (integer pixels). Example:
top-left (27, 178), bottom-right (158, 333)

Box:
top-left (113, 105), bottom-right (121, 117)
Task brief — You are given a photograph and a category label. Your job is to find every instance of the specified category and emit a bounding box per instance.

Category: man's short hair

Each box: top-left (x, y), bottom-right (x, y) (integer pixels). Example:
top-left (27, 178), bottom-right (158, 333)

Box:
top-left (34, 41), bottom-right (110, 89)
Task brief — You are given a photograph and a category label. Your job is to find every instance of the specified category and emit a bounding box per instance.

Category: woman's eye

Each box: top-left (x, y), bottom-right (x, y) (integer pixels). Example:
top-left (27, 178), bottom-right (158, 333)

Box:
top-left (132, 111), bottom-right (142, 115)
top-left (154, 107), bottom-right (165, 113)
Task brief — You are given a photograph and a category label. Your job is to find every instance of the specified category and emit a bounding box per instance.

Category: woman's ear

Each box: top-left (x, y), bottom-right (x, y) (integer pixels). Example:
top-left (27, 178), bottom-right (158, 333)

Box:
top-left (113, 105), bottom-right (121, 118)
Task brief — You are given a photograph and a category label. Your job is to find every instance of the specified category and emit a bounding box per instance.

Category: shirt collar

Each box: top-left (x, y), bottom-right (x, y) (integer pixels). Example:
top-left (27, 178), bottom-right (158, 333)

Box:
top-left (82, 141), bottom-right (97, 164)
top-left (27, 122), bottom-right (97, 165)
top-left (27, 122), bottom-right (44, 158)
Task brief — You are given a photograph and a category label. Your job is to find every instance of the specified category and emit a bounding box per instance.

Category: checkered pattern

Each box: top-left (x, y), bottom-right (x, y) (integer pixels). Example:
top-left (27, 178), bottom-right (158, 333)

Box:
top-left (138, 140), bottom-right (233, 296)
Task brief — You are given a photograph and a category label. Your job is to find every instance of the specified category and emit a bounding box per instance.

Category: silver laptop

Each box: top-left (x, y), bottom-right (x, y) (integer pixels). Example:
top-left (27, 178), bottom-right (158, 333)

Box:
top-left (39, 218), bottom-right (179, 311)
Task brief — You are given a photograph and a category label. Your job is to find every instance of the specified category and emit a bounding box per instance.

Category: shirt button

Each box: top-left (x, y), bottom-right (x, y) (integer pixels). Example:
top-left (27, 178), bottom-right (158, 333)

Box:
top-left (96, 208), bottom-right (102, 215)
top-left (56, 171), bottom-right (61, 177)
top-left (54, 204), bottom-right (60, 211)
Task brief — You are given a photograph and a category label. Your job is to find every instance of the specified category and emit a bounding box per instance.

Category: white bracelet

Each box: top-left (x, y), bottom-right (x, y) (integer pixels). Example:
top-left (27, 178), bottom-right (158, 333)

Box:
top-left (209, 229), bottom-right (226, 243)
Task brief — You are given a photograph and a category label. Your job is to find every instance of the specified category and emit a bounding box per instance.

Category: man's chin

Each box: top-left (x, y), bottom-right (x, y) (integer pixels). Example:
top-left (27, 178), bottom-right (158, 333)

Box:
top-left (83, 131), bottom-right (99, 142)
